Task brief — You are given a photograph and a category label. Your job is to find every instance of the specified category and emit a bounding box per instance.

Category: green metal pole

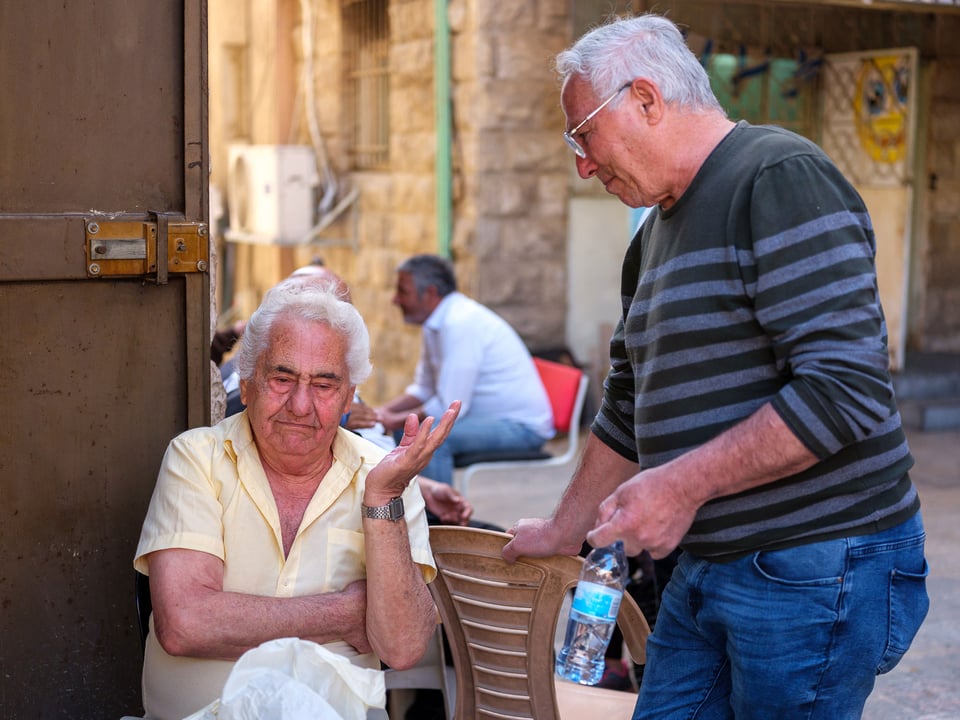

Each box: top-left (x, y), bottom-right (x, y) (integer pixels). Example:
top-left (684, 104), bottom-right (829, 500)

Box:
top-left (434, 0), bottom-right (452, 258)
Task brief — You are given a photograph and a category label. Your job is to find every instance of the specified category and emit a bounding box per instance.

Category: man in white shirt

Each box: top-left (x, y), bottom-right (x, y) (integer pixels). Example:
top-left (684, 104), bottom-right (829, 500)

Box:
top-left (376, 254), bottom-right (554, 486)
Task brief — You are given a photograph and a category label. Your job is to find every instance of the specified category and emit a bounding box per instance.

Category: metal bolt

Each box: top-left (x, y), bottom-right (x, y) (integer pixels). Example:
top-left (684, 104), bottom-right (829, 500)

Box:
top-left (87, 222), bottom-right (100, 235)
top-left (94, 244), bottom-right (106, 255)
top-left (198, 224), bottom-right (208, 237)
top-left (88, 263), bottom-right (101, 275)
top-left (197, 260), bottom-right (208, 272)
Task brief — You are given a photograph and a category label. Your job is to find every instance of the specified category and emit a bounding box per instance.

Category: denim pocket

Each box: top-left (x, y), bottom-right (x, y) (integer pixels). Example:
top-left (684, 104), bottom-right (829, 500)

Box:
top-left (878, 558), bottom-right (930, 674)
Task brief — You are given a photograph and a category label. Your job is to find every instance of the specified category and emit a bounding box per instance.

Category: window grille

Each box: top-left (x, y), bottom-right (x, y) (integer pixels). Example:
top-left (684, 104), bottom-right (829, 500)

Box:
top-left (707, 53), bottom-right (819, 141)
top-left (343, 0), bottom-right (389, 170)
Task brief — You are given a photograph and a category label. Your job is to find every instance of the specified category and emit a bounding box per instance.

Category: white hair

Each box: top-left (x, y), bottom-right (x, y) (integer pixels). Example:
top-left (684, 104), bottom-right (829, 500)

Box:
top-left (556, 14), bottom-right (724, 114)
top-left (236, 280), bottom-right (372, 385)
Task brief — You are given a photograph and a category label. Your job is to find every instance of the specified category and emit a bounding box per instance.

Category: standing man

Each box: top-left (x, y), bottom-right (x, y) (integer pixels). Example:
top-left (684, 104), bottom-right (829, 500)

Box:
top-left (504, 14), bottom-right (928, 719)
top-left (135, 279), bottom-right (460, 719)
top-left (377, 254), bottom-right (554, 486)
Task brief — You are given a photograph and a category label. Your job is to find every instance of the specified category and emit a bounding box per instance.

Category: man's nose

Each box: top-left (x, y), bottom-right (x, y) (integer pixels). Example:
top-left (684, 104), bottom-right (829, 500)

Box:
top-left (286, 380), bottom-right (313, 414)
top-left (576, 153), bottom-right (598, 179)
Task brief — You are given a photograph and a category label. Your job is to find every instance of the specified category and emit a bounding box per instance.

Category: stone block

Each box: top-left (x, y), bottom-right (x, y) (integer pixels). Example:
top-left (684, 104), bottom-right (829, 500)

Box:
top-left (476, 172), bottom-right (536, 216)
top-left (493, 32), bottom-right (559, 80)
top-left (391, 38), bottom-right (435, 80)
top-left (391, 1), bottom-right (434, 42)
top-left (451, 32), bottom-right (494, 82)
top-left (390, 82), bottom-right (434, 133)
top-left (498, 216), bottom-right (566, 260)
top-left (472, 79), bottom-right (561, 130)
top-left (472, 218), bottom-right (503, 259)
top-left (475, 2), bottom-right (535, 31)
top-left (357, 174), bottom-right (394, 212)
top-left (390, 131), bottom-right (437, 173)
top-left (537, 172), bottom-right (569, 218)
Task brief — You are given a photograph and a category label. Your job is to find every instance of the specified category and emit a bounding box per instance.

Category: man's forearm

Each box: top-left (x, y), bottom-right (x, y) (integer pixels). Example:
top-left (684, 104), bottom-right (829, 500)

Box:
top-left (585, 403), bottom-right (822, 557)
top-left (149, 549), bottom-right (367, 660)
top-left (380, 393), bottom-right (423, 414)
top-left (362, 518), bottom-right (436, 670)
top-left (672, 402), bottom-right (820, 509)
top-left (553, 433), bottom-right (640, 546)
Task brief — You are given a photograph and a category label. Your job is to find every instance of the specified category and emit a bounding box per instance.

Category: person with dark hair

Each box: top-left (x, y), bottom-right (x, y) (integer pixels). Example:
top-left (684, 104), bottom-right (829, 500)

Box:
top-left (134, 279), bottom-right (460, 720)
top-left (503, 13), bottom-right (928, 719)
top-left (376, 254), bottom-right (554, 486)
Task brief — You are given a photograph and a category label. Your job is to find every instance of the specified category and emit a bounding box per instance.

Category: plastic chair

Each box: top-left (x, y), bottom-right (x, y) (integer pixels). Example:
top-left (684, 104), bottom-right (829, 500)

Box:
top-left (426, 525), bottom-right (649, 720)
top-left (453, 357), bottom-right (589, 497)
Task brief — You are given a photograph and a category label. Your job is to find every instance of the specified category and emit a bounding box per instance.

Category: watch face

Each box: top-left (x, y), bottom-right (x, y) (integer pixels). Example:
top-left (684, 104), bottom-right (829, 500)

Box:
top-left (387, 496), bottom-right (404, 520)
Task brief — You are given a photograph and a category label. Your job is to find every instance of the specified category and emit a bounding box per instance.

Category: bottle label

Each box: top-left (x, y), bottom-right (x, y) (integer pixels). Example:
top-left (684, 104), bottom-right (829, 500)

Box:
top-left (571, 581), bottom-right (622, 621)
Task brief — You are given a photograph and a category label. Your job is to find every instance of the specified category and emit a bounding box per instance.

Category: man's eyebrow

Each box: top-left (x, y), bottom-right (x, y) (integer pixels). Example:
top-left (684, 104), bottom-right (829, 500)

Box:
top-left (272, 364), bottom-right (343, 381)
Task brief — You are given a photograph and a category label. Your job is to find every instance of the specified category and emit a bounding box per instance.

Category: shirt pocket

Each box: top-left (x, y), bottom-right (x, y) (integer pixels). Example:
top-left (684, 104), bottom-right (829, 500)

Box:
top-left (325, 527), bottom-right (366, 589)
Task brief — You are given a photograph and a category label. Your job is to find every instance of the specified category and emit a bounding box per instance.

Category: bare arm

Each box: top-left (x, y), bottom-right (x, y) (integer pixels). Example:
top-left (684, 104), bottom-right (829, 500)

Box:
top-left (361, 402), bottom-right (462, 668)
top-left (587, 403), bottom-right (819, 557)
top-left (502, 431), bottom-right (639, 562)
top-left (376, 393), bottom-right (426, 432)
top-left (419, 476), bottom-right (473, 525)
top-left (148, 548), bottom-right (370, 660)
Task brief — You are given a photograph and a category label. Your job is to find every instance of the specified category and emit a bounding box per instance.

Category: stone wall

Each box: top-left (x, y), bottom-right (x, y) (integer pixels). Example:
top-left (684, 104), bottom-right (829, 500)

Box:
top-left (921, 54), bottom-right (960, 352)
top-left (296, 0), bottom-right (574, 405)
top-left (450, 1), bottom-right (571, 350)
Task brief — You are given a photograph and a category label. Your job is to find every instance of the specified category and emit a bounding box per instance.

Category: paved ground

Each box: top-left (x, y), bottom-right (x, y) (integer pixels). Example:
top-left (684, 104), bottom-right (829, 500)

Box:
top-left (461, 427), bottom-right (960, 719)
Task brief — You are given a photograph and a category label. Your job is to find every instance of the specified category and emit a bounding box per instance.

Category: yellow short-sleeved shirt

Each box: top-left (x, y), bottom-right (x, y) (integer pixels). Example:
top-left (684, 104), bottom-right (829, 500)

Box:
top-left (134, 413), bottom-right (435, 720)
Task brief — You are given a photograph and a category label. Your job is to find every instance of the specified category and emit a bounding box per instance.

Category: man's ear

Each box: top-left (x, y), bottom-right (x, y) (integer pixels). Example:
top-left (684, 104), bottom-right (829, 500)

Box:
top-left (239, 378), bottom-right (248, 406)
top-left (629, 77), bottom-right (665, 123)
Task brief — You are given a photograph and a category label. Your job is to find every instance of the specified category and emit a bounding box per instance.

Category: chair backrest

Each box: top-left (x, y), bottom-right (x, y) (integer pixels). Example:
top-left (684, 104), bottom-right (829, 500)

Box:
top-left (427, 526), bottom-right (649, 720)
top-left (533, 357), bottom-right (584, 434)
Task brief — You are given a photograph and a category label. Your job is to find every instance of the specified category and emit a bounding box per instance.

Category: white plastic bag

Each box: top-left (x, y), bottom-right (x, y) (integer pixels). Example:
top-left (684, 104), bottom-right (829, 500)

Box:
top-left (183, 638), bottom-right (386, 720)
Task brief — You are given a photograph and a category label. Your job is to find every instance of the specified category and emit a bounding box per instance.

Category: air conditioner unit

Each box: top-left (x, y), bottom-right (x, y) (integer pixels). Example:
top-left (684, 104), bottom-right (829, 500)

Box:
top-left (225, 144), bottom-right (318, 245)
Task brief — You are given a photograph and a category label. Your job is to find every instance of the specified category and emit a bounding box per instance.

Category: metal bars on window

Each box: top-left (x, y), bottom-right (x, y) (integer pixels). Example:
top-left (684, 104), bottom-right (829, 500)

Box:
top-left (343, 0), bottom-right (389, 170)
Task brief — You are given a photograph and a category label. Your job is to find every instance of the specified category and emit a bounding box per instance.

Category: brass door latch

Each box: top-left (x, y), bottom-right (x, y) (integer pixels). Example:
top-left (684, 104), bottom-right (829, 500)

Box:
top-left (85, 213), bottom-right (209, 282)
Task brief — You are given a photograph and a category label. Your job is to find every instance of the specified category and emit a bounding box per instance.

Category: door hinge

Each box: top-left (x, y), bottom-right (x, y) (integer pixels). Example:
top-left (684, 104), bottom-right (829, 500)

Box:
top-left (85, 214), bottom-right (209, 282)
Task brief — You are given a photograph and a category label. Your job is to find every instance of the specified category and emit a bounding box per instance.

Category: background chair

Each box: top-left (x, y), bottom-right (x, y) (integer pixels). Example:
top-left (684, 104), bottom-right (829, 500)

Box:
top-left (453, 357), bottom-right (589, 497)
top-left (427, 525), bottom-right (649, 720)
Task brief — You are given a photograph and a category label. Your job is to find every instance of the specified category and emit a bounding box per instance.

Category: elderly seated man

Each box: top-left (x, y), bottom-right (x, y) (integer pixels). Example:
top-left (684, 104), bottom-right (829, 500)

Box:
top-left (134, 279), bottom-right (460, 720)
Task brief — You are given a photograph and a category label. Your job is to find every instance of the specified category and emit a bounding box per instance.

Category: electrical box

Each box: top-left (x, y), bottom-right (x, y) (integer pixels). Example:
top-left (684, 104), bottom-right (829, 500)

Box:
top-left (225, 144), bottom-right (318, 245)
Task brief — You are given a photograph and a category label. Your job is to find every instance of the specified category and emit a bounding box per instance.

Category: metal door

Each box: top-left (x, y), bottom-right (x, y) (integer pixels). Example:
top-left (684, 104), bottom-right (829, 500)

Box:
top-left (821, 48), bottom-right (919, 372)
top-left (0, 2), bottom-right (209, 717)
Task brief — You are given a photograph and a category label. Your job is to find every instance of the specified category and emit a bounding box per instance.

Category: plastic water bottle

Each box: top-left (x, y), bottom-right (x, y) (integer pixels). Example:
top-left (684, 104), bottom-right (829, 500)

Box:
top-left (555, 541), bottom-right (629, 685)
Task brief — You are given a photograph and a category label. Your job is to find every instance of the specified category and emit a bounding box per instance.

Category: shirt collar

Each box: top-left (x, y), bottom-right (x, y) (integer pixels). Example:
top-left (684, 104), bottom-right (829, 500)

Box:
top-left (423, 291), bottom-right (460, 332)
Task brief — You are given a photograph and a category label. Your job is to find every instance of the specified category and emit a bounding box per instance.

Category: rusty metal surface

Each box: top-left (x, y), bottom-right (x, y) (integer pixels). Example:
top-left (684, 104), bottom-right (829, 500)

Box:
top-left (0, 280), bottom-right (187, 715)
top-left (0, 0), bottom-right (209, 716)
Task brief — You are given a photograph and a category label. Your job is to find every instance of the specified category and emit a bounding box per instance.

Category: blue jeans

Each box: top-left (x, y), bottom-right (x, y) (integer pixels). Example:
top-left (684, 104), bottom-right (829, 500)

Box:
top-left (633, 512), bottom-right (929, 720)
top-left (417, 416), bottom-right (546, 485)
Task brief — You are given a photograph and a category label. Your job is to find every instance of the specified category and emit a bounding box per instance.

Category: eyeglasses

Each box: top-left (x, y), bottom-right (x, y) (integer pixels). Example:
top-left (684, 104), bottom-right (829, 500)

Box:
top-left (563, 83), bottom-right (632, 158)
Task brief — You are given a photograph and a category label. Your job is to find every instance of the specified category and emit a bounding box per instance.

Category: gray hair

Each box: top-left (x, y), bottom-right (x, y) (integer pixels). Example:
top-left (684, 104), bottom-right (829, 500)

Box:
top-left (235, 278), bottom-right (372, 385)
top-left (556, 14), bottom-right (723, 114)
top-left (398, 254), bottom-right (457, 298)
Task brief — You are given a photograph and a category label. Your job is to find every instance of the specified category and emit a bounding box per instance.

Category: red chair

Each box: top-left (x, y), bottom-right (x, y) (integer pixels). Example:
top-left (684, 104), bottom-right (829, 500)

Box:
top-left (453, 357), bottom-right (589, 497)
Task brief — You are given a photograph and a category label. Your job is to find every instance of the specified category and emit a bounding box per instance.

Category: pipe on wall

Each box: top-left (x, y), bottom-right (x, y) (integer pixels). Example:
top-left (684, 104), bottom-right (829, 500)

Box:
top-left (434, 0), bottom-right (452, 258)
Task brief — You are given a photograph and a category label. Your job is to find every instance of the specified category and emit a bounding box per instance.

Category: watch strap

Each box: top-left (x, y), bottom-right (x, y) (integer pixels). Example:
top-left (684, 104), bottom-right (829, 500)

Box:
top-left (362, 496), bottom-right (405, 521)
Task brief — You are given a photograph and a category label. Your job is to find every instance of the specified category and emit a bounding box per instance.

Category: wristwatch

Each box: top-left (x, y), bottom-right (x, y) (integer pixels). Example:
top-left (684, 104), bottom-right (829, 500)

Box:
top-left (362, 496), bottom-right (405, 522)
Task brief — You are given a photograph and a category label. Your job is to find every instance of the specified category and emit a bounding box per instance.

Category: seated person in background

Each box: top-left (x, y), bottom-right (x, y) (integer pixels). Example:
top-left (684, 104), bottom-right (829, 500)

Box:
top-left (376, 254), bottom-right (554, 486)
top-left (134, 279), bottom-right (461, 720)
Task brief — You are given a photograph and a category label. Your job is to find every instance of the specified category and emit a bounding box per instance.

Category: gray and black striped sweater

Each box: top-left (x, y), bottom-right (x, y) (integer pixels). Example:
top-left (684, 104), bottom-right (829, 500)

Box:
top-left (593, 121), bottom-right (919, 561)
